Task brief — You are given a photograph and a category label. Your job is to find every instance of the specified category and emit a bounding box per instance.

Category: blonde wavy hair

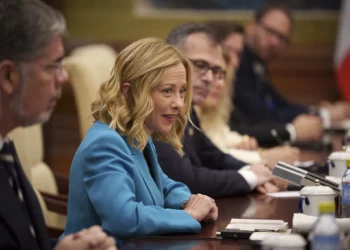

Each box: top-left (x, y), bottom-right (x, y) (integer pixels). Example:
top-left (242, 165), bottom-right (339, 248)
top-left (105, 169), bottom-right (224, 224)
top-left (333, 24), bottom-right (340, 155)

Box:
top-left (197, 49), bottom-right (234, 128)
top-left (91, 37), bottom-right (193, 155)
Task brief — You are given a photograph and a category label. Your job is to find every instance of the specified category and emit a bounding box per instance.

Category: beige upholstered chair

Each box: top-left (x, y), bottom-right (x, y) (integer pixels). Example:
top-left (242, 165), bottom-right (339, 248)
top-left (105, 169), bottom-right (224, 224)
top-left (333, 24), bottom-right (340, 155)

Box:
top-left (8, 125), bottom-right (66, 230)
top-left (63, 44), bottom-right (117, 139)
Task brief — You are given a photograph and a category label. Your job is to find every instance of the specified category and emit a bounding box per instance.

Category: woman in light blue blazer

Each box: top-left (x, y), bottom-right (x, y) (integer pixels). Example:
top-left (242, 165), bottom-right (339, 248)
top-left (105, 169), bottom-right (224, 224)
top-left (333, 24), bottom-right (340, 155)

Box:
top-left (63, 38), bottom-right (218, 247)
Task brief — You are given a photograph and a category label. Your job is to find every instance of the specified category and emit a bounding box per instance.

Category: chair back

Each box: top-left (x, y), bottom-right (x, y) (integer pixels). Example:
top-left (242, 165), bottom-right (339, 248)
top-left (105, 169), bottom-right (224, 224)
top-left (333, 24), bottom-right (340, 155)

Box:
top-left (63, 44), bottom-right (117, 138)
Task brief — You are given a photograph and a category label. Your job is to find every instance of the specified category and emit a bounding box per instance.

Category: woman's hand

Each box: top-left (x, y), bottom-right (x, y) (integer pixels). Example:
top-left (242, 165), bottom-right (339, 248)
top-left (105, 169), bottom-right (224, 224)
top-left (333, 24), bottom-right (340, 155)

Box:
top-left (203, 198), bottom-right (218, 223)
top-left (256, 181), bottom-right (279, 194)
top-left (184, 194), bottom-right (218, 222)
top-left (259, 146), bottom-right (300, 169)
top-left (234, 136), bottom-right (259, 151)
top-left (270, 176), bottom-right (289, 191)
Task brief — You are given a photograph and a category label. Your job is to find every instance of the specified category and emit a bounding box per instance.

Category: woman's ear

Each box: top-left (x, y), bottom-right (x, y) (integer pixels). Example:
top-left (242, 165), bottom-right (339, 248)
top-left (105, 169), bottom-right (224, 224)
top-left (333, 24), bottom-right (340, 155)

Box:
top-left (121, 82), bottom-right (131, 100)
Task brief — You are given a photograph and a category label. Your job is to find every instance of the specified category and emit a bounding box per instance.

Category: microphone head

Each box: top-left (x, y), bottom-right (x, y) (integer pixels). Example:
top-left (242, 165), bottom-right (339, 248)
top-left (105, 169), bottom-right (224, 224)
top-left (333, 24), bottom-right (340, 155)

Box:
top-left (273, 163), bottom-right (304, 186)
top-left (273, 161), bottom-right (340, 194)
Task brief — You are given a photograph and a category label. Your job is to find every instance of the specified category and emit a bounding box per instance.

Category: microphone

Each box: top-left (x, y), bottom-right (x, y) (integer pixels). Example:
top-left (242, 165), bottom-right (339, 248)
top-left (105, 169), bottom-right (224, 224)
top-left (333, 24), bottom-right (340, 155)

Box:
top-left (272, 161), bottom-right (339, 194)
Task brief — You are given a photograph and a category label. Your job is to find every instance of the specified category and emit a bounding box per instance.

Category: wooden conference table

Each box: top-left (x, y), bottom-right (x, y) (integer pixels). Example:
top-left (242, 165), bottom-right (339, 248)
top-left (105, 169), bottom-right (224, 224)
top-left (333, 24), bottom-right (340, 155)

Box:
top-left (120, 135), bottom-right (343, 250)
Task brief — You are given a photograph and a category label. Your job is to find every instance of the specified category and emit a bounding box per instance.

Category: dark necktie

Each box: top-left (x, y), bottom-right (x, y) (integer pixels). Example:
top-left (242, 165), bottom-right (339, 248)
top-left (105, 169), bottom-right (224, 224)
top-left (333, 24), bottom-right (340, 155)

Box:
top-left (0, 140), bottom-right (36, 238)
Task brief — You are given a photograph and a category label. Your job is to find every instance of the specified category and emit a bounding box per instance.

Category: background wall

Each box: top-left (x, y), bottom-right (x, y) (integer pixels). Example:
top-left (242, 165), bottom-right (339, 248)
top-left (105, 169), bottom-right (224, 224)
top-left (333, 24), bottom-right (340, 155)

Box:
top-left (63, 0), bottom-right (338, 44)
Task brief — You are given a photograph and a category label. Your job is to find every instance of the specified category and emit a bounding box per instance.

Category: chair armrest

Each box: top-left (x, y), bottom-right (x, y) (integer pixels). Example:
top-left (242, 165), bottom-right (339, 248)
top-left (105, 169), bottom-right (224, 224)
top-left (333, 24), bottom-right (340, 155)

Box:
top-left (47, 226), bottom-right (64, 239)
top-left (54, 172), bottom-right (69, 195)
top-left (41, 191), bottom-right (68, 202)
top-left (41, 193), bottom-right (68, 215)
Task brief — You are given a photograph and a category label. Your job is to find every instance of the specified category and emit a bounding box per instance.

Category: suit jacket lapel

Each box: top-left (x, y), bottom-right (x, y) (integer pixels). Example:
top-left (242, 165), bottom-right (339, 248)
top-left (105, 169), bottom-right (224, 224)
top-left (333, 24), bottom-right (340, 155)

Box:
top-left (0, 165), bottom-right (40, 250)
top-left (122, 137), bottom-right (163, 206)
top-left (14, 161), bottom-right (50, 250)
top-left (10, 144), bottom-right (50, 250)
top-left (143, 141), bottom-right (163, 194)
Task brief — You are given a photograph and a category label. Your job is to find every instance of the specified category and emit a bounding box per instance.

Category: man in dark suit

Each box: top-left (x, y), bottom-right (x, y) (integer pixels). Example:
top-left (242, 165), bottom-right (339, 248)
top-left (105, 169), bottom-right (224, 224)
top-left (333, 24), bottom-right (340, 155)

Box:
top-left (233, 3), bottom-right (350, 144)
top-left (154, 23), bottom-right (276, 198)
top-left (0, 1), bottom-right (116, 249)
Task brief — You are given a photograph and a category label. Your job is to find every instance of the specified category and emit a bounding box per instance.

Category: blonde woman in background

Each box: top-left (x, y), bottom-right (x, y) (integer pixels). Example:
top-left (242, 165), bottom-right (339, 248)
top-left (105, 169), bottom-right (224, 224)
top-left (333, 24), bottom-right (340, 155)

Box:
top-left (62, 38), bottom-right (218, 248)
top-left (195, 49), bottom-right (300, 169)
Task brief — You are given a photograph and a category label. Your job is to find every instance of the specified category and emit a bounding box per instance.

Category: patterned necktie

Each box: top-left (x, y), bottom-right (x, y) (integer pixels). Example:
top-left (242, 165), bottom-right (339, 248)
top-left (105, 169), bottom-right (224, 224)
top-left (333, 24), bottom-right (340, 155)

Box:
top-left (1, 141), bottom-right (21, 194)
top-left (0, 140), bottom-right (36, 238)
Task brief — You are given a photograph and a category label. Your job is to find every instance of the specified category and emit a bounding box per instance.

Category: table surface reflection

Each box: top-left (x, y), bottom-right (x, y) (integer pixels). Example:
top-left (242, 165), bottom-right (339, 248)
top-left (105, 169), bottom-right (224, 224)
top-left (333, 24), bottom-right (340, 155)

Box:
top-left (121, 195), bottom-right (299, 250)
top-left (120, 135), bottom-right (343, 250)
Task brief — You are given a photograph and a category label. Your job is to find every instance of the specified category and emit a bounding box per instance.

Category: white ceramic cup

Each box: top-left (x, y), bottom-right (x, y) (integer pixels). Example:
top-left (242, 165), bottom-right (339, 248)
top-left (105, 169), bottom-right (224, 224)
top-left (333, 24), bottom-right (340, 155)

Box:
top-left (327, 151), bottom-right (350, 178)
top-left (261, 233), bottom-right (306, 250)
top-left (299, 186), bottom-right (336, 216)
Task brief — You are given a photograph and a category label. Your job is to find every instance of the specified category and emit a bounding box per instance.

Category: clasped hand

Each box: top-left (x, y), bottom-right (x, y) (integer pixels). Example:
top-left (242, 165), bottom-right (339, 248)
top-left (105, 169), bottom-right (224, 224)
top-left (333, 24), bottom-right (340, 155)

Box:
top-left (54, 225), bottom-right (117, 250)
top-left (183, 194), bottom-right (218, 223)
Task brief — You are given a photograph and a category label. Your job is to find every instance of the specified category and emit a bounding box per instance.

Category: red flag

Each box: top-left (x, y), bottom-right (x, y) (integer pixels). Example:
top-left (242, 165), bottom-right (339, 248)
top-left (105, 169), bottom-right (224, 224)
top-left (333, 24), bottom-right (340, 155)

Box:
top-left (335, 0), bottom-right (350, 101)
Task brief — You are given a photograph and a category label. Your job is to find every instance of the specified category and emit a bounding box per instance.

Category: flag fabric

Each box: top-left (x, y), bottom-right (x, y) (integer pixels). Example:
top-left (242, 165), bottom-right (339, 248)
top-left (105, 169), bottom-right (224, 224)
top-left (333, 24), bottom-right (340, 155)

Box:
top-left (335, 0), bottom-right (350, 101)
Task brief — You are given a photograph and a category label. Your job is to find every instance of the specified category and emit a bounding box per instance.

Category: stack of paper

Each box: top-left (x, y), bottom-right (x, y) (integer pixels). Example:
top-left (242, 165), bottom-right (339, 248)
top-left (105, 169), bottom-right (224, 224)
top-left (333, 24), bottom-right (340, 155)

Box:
top-left (267, 191), bottom-right (300, 198)
top-left (227, 218), bottom-right (288, 232)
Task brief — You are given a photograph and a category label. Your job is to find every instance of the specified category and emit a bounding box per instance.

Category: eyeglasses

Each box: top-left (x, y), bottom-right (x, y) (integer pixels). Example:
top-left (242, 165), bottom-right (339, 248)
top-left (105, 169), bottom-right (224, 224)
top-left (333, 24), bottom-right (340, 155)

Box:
top-left (42, 61), bottom-right (64, 76)
top-left (258, 22), bottom-right (291, 45)
top-left (189, 59), bottom-right (226, 80)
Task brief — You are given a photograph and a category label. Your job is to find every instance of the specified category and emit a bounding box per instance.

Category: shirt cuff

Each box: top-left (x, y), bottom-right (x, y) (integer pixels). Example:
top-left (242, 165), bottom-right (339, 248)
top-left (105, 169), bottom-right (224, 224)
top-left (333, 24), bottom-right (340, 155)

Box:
top-left (238, 165), bottom-right (257, 190)
top-left (319, 108), bottom-right (331, 129)
top-left (285, 123), bottom-right (296, 142)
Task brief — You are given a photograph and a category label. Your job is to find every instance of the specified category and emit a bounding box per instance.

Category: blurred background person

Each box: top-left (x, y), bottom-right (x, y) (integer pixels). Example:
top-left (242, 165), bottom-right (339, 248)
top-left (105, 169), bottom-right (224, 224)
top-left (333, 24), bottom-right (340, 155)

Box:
top-left (62, 38), bottom-right (218, 248)
top-left (205, 20), bottom-right (301, 157)
top-left (234, 2), bottom-right (350, 144)
top-left (206, 20), bottom-right (304, 147)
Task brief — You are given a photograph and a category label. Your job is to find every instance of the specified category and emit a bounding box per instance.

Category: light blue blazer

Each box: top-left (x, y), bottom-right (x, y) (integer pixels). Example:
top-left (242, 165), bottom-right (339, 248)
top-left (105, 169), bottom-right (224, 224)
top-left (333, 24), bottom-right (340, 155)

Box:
top-left (62, 121), bottom-right (200, 246)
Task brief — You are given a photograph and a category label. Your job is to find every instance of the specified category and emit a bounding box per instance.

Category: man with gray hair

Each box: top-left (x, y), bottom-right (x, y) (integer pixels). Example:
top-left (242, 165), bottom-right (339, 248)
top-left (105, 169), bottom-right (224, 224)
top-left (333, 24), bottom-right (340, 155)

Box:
top-left (0, 1), bottom-right (116, 249)
top-left (154, 23), bottom-right (276, 198)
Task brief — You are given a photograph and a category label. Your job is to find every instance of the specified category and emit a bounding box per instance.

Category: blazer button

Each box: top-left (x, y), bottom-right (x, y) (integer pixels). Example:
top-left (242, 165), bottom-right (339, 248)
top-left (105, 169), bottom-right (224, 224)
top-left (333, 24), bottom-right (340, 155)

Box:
top-left (188, 127), bottom-right (194, 136)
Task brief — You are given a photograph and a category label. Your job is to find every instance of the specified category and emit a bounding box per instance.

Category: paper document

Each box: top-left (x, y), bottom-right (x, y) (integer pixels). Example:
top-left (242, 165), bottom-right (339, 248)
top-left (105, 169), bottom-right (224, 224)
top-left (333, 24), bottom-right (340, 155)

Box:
top-left (267, 191), bottom-right (300, 198)
top-left (227, 218), bottom-right (288, 232)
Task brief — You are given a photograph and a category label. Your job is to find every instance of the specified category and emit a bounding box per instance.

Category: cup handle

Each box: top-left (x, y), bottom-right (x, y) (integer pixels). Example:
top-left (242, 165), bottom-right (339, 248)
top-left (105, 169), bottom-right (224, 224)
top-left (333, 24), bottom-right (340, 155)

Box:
top-left (305, 196), bottom-right (310, 205)
top-left (299, 197), bottom-right (304, 213)
top-left (326, 160), bottom-right (335, 168)
top-left (299, 196), bottom-right (310, 213)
